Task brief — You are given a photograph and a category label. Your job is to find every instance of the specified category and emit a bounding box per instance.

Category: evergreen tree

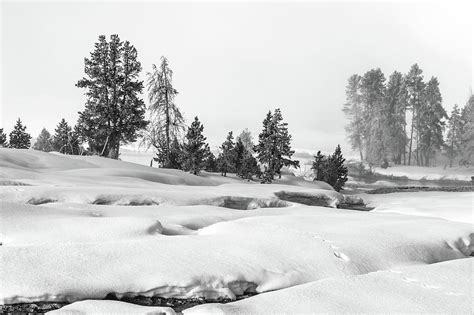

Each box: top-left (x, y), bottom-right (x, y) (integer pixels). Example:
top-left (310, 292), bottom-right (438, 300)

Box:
top-left (205, 149), bottom-right (218, 172)
top-left (33, 128), bottom-right (53, 152)
top-left (76, 34), bottom-right (147, 159)
top-left (255, 109), bottom-right (298, 182)
top-left (311, 146), bottom-right (348, 192)
top-left (418, 77), bottom-right (446, 166)
top-left (446, 104), bottom-right (463, 167)
top-left (273, 108), bottom-right (299, 178)
top-left (218, 131), bottom-right (235, 176)
top-left (239, 153), bottom-right (260, 181)
top-left (52, 118), bottom-right (73, 154)
top-left (459, 95), bottom-right (474, 164)
top-left (360, 68), bottom-right (387, 167)
top-left (9, 118), bottom-right (31, 149)
top-left (168, 137), bottom-right (184, 169)
top-left (343, 74), bottom-right (364, 160)
top-left (255, 111), bottom-right (274, 181)
top-left (385, 71), bottom-right (407, 164)
top-left (70, 124), bottom-right (85, 155)
top-left (0, 128), bottom-right (8, 147)
top-left (233, 138), bottom-right (246, 175)
top-left (405, 64), bottom-right (426, 165)
top-left (326, 145), bottom-right (348, 192)
top-left (311, 150), bottom-right (326, 181)
top-left (146, 57), bottom-right (185, 166)
top-left (182, 117), bottom-right (209, 175)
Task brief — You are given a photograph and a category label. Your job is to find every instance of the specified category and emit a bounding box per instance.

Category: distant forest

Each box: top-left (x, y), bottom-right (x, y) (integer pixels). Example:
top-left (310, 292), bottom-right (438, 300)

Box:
top-left (343, 65), bottom-right (473, 168)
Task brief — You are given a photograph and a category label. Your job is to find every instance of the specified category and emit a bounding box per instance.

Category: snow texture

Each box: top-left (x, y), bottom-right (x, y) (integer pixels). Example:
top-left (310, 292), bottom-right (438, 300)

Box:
top-left (0, 148), bottom-right (472, 314)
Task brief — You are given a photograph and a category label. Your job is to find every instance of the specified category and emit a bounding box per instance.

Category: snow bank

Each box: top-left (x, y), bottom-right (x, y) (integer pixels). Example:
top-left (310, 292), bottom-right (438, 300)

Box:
top-left (185, 258), bottom-right (474, 314)
top-left (1, 204), bottom-right (472, 304)
top-left (367, 191), bottom-right (474, 224)
top-left (373, 165), bottom-right (473, 182)
top-left (1, 149), bottom-right (472, 309)
top-left (48, 300), bottom-right (175, 315)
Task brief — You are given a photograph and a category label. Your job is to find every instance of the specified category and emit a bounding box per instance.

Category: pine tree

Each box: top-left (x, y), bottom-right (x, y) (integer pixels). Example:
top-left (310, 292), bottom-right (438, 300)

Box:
top-left (446, 104), bottom-right (463, 167)
top-left (70, 124), bottom-right (85, 155)
top-left (33, 128), bottom-right (53, 152)
top-left (343, 74), bottom-right (364, 161)
top-left (233, 138), bottom-right (246, 175)
top-left (418, 77), bottom-right (446, 166)
top-left (9, 118), bottom-right (31, 149)
top-left (52, 118), bottom-right (73, 154)
top-left (405, 64), bottom-right (426, 165)
top-left (311, 150), bottom-right (326, 181)
top-left (239, 153), bottom-right (260, 180)
top-left (0, 128), bottom-right (8, 147)
top-left (205, 149), bottom-right (218, 172)
top-left (255, 111), bottom-right (274, 181)
top-left (459, 95), bottom-right (474, 164)
top-left (360, 68), bottom-right (387, 167)
top-left (255, 109), bottom-right (298, 182)
top-left (273, 108), bottom-right (299, 178)
top-left (385, 71), bottom-right (407, 164)
top-left (146, 57), bottom-right (185, 166)
top-left (326, 145), bottom-right (348, 192)
top-left (182, 117), bottom-right (209, 175)
top-left (218, 131), bottom-right (235, 176)
top-left (311, 146), bottom-right (348, 192)
top-left (76, 34), bottom-right (147, 159)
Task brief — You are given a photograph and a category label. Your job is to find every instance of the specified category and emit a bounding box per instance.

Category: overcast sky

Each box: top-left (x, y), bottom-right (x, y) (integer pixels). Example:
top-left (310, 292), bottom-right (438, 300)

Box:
top-left (1, 1), bottom-right (473, 154)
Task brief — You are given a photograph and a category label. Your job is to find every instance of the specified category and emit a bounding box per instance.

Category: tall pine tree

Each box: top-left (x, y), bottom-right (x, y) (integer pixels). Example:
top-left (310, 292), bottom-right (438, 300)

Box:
top-left (418, 77), bottom-right (446, 166)
top-left (360, 68), bottom-right (387, 167)
top-left (343, 74), bottom-right (364, 161)
top-left (76, 34), bottom-right (147, 159)
top-left (405, 64), bottom-right (425, 165)
top-left (385, 71), bottom-right (407, 164)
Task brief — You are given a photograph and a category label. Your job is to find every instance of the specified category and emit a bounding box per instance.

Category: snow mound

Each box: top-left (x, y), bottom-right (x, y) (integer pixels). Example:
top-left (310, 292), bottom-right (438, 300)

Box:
top-left (367, 191), bottom-right (474, 224)
top-left (48, 300), bottom-right (175, 315)
top-left (184, 258), bottom-right (474, 314)
top-left (1, 148), bottom-right (472, 310)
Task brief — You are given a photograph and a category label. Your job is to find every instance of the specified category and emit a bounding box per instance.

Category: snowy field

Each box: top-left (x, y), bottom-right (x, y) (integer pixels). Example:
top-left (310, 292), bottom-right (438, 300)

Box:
top-left (0, 148), bottom-right (473, 314)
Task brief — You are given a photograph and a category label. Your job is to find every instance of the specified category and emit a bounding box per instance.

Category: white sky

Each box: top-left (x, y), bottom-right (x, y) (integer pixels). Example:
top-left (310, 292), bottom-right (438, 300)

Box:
top-left (1, 1), bottom-right (473, 153)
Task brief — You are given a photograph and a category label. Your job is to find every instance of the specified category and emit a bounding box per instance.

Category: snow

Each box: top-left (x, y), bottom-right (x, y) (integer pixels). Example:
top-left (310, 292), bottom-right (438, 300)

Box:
top-left (49, 300), bottom-right (175, 315)
top-left (0, 148), bottom-right (473, 313)
top-left (367, 191), bottom-right (474, 224)
top-left (373, 165), bottom-right (473, 182)
top-left (185, 258), bottom-right (474, 314)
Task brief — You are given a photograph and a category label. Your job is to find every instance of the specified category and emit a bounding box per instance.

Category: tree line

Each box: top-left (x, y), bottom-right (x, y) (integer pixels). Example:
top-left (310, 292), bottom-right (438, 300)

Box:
top-left (343, 64), bottom-right (473, 168)
top-left (0, 34), bottom-right (349, 190)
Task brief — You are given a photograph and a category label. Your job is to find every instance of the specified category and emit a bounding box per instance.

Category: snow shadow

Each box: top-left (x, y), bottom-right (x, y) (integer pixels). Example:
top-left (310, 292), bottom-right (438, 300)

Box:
top-left (194, 196), bottom-right (290, 210)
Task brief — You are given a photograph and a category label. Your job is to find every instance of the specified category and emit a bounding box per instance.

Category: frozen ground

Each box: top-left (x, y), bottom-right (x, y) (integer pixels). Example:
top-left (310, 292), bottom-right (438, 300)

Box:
top-left (0, 148), bottom-right (472, 313)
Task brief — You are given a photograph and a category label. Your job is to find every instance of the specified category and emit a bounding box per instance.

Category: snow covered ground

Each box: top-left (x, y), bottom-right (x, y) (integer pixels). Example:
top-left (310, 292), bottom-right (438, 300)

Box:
top-left (373, 165), bottom-right (473, 182)
top-left (0, 148), bottom-right (472, 313)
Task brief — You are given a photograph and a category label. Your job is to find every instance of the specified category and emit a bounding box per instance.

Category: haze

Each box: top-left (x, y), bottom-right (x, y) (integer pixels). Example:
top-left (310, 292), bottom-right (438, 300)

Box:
top-left (1, 1), bottom-right (473, 153)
